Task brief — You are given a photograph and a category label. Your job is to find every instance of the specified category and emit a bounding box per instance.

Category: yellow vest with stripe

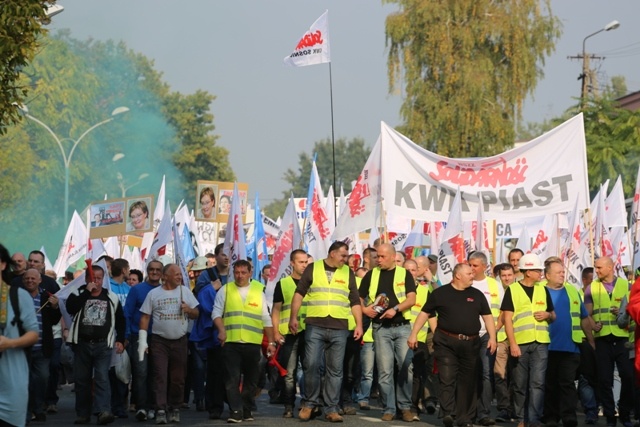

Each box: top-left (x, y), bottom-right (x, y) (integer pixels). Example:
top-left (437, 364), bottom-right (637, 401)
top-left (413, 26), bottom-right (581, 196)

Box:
top-left (591, 277), bottom-right (630, 339)
top-left (410, 284), bottom-right (430, 343)
top-left (224, 280), bottom-right (265, 344)
top-left (348, 276), bottom-right (362, 331)
top-left (306, 261), bottom-right (351, 320)
top-left (278, 276), bottom-right (306, 335)
top-left (485, 277), bottom-right (507, 342)
top-left (511, 282), bottom-right (550, 345)
top-left (560, 284), bottom-right (585, 344)
top-left (367, 266), bottom-right (412, 321)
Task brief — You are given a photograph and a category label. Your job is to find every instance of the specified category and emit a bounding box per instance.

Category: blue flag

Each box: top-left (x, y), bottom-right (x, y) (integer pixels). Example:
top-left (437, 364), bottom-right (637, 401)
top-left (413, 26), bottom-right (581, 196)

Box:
top-left (251, 193), bottom-right (269, 281)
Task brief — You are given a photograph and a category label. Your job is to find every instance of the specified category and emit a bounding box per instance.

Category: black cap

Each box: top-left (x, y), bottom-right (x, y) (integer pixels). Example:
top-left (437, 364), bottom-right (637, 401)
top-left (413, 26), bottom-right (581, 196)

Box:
top-left (428, 254), bottom-right (438, 263)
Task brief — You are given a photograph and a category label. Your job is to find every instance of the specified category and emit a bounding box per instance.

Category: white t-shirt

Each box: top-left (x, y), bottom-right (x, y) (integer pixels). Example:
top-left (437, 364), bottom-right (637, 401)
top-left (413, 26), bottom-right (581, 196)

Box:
top-left (140, 285), bottom-right (199, 340)
top-left (472, 277), bottom-right (504, 337)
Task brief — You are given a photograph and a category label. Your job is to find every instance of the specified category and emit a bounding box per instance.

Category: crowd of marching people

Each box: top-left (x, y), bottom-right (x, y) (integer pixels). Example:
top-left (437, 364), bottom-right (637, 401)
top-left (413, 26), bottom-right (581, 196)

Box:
top-left (2, 239), bottom-right (640, 427)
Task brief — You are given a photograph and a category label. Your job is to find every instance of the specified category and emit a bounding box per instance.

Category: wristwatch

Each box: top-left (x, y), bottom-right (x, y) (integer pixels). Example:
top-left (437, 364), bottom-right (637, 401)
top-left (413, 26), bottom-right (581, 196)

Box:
top-left (269, 342), bottom-right (277, 346)
top-left (393, 305), bottom-right (400, 312)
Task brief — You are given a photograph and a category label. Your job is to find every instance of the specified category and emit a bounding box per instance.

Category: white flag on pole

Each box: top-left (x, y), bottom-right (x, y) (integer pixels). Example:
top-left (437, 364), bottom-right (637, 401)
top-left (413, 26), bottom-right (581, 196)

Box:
top-left (154, 175), bottom-right (166, 226)
top-left (284, 10), bottom-right (330, 67)
top-left (147, 202), bottom-right (173, 262)
top-left (605, 176), bottom-right (628, 229)
top-left (265, 195), bottom-right (302, 306)
top-left (333, 137), bottom-right (382, 240)
top-left (53, 211), bottom-right (88, 278)
top-left (304, 160), bottom-right (332, 259)
top-left (222, 183), bottom-right (248, 268)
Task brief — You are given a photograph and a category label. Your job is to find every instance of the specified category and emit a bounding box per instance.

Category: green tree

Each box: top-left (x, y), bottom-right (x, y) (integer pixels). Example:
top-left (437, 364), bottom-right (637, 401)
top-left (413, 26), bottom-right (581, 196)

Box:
top-left (385, 0), bottom-right (561, 156)
top-left (0, 31), bottom-right (234, 254)
top-left (166, 90), bottom-right (235, 194)
top-left (608, 75), bottom-right (628, 99)
top-left (0, 0), bottom-right (50, 133)
top-left (264, 138), bottom-right (371, 218)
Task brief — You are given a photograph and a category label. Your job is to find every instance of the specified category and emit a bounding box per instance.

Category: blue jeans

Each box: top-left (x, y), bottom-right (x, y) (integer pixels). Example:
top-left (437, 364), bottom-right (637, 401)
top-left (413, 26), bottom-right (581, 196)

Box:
top-left (303, 325), bottom-right (349, 414)
top-left (278, 333), bottom-right (305, 407)
top-left (189, 341), bottom-right (207, 403)
top-left (477, 334), bottom-right (495, 419)
top-left (127, 333), bottom-right (151, 410)
top-left (45, 338), bottom-right (62, 405)
top-left (356, 342), bottom-right (375, 404)
top-left (512, 342), bottom-right (548, 424)
top-left (372, 323), bottom-right (413, 414)
top-left (29, 349), bottom-right (50, 416)
top-left (74, 341), bottom-right (112, 417)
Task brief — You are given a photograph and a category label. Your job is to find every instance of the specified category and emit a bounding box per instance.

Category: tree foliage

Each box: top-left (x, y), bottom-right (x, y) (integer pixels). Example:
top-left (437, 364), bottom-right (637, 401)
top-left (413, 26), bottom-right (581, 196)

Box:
top-left (264, 138), bottom-right (371, 219)
top-left (0, 0), bottom-right (50, 134)
top-left (0, 31), bottom-right (234, 254)
top-left (385, 0), bottom-right (561, 156)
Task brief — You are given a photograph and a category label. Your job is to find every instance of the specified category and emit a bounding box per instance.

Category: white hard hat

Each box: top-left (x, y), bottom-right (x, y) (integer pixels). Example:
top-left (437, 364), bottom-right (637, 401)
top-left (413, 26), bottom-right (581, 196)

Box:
top-left (190, 256), bottom-right (208, 272)
top-left (518, 253), bottom-right (543, 271)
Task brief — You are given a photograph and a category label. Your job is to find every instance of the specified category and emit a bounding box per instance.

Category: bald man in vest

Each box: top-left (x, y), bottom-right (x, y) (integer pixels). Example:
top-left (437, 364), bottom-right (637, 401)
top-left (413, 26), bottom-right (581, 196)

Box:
top-left (289, 242), bottom-right (363, 423)
top-left (584, 256), bottom-right (635, 427)
top-left (502, 254), bottom-right (555, 427)
top-left (360, 243), bottom-right (416, 422)
top-left (541, 258), bottom-right (594, 427)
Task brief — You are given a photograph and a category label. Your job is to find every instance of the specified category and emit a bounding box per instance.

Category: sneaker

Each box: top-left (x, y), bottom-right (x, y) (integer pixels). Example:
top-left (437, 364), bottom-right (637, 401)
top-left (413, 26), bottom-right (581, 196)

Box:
top-left (382, 413), bottom-right (394, 421)
top-left (443, 415), bottom-right (454, 427)
top-left (359, 401), bottom-right (371, 411)
top-left (129, 404), bottom-right (136, 413)
top-left (401, 409), bottom-right (414, 422)
top-left (227, 410), bottom-right (243, 423)
top-left (478, 417), bottom-right (496, 426)
top-left (325, 412), bottom-right (344, 423)
top-left (97, 412), bottom-right (115, 425)
top-left (585, 413), bottom-right (598, 425)
top-left (46, 404), bottom-right (58, 414)
top-left (135, 409), bottom-right (147, 421)
top-left (343, 406), bottom-right (357, 415)
top-left (148, 410), bottom-right (155, 420)
top-left (243, 410), bottom-right (254, 421)
top-left (209, 410), bottom-right (222, 420)
top-left (170, 409), bottom-right (180, 423)
top-left (299, 407), bottom-right (313, 421)
top-left (495, 410), bottom-right (509, 422)
top-left (283, 406), bottom-right (293, 418)
top-left (155, 410), bottom-right (167, 425)
top-left (180, 403), bottom-right (190, 410)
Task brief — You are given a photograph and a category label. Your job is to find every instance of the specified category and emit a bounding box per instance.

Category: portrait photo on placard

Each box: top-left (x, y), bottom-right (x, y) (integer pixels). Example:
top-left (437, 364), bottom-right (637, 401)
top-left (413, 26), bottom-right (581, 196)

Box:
top-left (196, 183), bottom-right (218, 221)
top-left (126, 197), bottom-right (153, 233)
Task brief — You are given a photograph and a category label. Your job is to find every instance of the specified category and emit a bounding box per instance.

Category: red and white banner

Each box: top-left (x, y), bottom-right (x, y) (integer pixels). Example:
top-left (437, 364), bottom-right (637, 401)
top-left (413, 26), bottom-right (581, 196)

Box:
top-left (284, 10), bottom-right (330, 67)
top-left (146, 202), bottom-right (173, 262)
top-left (333, 137), bottom-right (382, 240)
top-left (379, 115), bottom-right (589, 222)
top-left (53, 211), bottom-right (88, 278)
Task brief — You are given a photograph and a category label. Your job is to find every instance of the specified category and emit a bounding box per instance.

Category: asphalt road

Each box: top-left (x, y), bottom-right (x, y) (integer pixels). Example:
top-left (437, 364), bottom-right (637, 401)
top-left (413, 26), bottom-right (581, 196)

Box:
top-left (37, 384), bottom-right (455, 427)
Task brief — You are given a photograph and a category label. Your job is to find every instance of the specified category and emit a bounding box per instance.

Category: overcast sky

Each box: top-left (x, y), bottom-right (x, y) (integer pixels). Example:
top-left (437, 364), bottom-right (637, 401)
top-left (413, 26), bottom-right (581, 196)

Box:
top-left (47, 1), bottom-right (640, 205)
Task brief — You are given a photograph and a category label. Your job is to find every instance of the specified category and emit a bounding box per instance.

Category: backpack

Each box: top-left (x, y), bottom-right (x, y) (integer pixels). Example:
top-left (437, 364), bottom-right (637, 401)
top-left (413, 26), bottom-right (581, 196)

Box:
top-left (9, 285), bottom-right (32, 359)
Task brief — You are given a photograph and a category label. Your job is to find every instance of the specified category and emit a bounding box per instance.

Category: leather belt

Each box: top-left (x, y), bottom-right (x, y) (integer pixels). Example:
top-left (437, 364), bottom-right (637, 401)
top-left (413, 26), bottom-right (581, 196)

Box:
top-left (438, 328), bottom-right (479, 341)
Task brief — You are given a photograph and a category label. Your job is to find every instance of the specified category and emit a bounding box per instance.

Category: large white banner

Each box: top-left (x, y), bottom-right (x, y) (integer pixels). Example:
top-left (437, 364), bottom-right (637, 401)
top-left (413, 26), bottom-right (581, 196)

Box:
top-left (380, 114), bottom-right (589, 222)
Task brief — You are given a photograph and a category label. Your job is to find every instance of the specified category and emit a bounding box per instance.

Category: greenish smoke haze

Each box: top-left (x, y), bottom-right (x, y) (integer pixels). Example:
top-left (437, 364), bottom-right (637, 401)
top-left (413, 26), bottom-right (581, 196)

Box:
top-left (0, 31), bottom-right (187, 256)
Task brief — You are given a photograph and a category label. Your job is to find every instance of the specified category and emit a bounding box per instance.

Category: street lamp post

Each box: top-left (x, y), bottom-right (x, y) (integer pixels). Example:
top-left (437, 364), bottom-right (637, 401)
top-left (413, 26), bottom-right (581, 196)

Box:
top-left (580, 20), bottom-right (620, 108)
top-left (112, 153), bottom-right (149, 197)
top-left (19, 105), bottom-right (129, 226)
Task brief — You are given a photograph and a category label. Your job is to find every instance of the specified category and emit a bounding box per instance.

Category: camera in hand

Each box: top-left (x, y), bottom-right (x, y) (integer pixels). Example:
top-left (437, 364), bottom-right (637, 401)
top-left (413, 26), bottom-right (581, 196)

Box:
top-left (372, 293), bottom-right (389, 314)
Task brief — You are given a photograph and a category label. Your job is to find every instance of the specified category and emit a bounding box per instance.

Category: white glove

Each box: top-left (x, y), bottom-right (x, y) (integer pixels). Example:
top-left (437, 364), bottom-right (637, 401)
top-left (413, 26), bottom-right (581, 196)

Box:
top-left (138, 329), bottom-right (149, 362)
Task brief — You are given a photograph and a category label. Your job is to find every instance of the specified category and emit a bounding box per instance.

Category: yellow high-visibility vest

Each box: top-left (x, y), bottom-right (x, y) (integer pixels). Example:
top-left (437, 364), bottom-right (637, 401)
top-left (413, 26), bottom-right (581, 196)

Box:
top-left (367, 267), bottom-right (412, 321)
top-left (224, 280), bottom-right (265, 344)
top-left (278, 276), bottom-right (306, 335)
top-left (306, 261), bottom-right (351, 320)
top-left (410, 284), bottom-right (430, 343)
top-left (486, 277), bottom-right (507, 342)
top-left (511, 282), bottom-right (550, 345)
top-left (591, 277), bottom-right (630, 339)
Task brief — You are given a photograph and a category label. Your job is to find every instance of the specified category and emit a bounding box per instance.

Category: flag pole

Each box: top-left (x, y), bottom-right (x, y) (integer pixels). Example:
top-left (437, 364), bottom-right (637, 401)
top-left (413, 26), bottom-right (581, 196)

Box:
top-left (328, 62), bottom-right (337, 223)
